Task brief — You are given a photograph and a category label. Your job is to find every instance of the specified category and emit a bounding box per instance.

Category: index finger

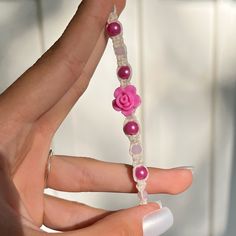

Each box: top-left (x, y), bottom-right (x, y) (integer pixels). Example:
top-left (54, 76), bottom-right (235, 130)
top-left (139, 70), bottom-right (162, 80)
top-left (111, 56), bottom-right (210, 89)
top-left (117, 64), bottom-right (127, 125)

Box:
top-left (0, 0), bottom-right (125, 122)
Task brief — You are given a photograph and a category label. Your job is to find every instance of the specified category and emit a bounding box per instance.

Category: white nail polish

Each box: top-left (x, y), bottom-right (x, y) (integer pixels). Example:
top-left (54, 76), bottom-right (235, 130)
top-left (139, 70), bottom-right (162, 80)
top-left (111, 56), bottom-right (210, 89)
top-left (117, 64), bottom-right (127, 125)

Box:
top-left (155, 200), bottom-right (163, 208)
top-left (175, 166), bottom-right (195, 175)
top-left (143, 207), bottom-right (174, 236)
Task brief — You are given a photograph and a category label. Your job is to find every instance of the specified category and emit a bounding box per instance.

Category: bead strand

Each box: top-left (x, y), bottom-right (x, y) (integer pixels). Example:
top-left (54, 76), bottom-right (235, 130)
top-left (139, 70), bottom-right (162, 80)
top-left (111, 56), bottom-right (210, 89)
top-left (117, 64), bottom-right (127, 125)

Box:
top-left (106, 8), bottom-right (149, 205)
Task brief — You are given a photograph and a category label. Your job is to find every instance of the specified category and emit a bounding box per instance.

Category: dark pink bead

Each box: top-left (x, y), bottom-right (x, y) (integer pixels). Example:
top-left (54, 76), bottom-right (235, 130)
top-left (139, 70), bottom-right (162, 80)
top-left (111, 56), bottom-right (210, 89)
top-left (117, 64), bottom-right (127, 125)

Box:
top-left (123, 121), bottom-right (139, 135)
top-left (135, 165), bottom-right (148, 180)
top-left (117, 66), bottom-right (131, 80)
top-left (106, 22), bottom-right (122, 37)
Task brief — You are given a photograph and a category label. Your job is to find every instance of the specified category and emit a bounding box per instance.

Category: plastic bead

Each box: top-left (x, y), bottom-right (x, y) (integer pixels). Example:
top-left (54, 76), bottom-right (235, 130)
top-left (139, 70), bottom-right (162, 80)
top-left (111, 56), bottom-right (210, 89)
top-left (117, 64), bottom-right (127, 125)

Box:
top-left (123, 121), bottom-right (139, 135)
top-left (133, 165), bottom-right (149, 181)
top-left (106, 21), bottom-right (122, 37)
top-left (117, 66), bottom-right (131, 80)
top-left (130, 143), bottom-right (143, 156)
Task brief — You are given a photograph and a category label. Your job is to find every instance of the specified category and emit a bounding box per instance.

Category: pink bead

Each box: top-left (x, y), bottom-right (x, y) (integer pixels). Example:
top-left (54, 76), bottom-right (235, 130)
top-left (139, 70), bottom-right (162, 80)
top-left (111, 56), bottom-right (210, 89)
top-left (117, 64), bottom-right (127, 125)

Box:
top-left (106, 21), bottom-right (122, 37)
top-left (123, 121), bottom-right (139, 135)
top-left (114, 46), bottom-right (126, 56)
top-left (130, 143), bottom-right (143, 155)
top-left (117, 66), bottom-right (131, 80)
top-left (112, 85), bottom-right (141, 117)
top-left (134, 165), bottom-right (148, 181)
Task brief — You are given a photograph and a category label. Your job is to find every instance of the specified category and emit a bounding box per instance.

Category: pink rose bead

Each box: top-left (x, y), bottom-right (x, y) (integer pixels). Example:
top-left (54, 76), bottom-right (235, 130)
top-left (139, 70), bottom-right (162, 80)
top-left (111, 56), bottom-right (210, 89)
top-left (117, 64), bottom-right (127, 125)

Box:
top-left (106, 21), bottom-right (122, 37)
top-left (112, 85), bottom-right (141, 117)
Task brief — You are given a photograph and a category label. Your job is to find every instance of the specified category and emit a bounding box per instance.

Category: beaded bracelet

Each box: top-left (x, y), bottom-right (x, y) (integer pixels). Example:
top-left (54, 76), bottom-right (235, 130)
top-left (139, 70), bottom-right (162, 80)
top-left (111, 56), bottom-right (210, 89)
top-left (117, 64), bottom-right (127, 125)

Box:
top-left (106, 7), bottom-right (149, 205)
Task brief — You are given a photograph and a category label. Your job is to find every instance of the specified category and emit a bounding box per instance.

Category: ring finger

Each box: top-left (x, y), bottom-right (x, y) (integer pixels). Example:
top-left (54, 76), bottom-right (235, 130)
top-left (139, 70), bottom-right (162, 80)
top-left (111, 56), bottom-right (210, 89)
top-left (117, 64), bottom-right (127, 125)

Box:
top-left (46, 155), bottom-right (193, 194)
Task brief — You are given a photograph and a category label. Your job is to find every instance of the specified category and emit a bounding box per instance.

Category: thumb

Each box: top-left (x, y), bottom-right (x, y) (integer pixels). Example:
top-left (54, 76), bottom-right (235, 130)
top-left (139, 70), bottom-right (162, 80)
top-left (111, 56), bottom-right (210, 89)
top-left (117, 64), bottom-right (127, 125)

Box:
top-left (84, 202), bottom-right (174, 236)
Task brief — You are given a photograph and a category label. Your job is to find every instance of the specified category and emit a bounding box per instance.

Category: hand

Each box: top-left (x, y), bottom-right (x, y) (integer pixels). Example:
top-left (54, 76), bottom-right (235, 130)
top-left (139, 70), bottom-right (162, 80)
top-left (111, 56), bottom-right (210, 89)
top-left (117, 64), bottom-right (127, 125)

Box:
top-left (0, 0), bottom-right (193, 235)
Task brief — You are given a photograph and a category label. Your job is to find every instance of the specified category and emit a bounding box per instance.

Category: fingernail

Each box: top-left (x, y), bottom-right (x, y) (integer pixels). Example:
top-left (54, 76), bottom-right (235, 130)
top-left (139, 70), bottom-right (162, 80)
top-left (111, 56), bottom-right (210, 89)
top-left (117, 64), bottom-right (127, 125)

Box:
top-left (155, 200), bottom-right (162, 208)
top-left (143, 207), bottom-right (174, 236)
top-left (175, 166), bottom-right (195, 175)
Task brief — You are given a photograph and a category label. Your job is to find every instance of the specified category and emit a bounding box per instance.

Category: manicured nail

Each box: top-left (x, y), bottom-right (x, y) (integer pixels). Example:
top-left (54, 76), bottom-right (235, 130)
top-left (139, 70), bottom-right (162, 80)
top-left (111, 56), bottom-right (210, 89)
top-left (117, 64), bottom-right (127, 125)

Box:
top-left (143, 207), bottom-right (174, 236)
top-left (175, 166), bottom-right (194, 175)
top-left (155, 200), bottom-right (163, 208)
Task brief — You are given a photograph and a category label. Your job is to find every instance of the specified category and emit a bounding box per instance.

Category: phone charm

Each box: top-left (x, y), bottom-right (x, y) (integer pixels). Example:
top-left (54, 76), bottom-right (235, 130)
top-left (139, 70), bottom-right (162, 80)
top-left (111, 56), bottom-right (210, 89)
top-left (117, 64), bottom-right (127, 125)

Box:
top-left (106, 7), bottom-right (149, 205)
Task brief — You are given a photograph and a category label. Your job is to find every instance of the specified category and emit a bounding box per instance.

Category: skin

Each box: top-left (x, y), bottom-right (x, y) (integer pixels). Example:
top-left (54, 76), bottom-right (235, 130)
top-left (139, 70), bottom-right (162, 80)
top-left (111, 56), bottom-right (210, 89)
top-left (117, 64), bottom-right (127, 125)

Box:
top-left (0, 0), bottom-right (193, 235)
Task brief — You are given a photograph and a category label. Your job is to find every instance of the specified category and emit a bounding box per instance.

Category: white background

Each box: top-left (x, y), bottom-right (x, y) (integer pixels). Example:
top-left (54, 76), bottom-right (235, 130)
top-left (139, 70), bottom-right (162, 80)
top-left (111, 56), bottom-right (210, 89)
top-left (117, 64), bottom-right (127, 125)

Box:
top-left (0, 0), bottom-right (236, 235)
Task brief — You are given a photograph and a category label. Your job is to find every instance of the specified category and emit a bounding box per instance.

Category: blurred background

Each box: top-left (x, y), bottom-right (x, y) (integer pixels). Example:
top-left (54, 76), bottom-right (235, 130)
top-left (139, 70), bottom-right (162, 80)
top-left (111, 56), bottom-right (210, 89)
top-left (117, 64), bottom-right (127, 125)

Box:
top-left (0, 0), bottom-right (236, 235)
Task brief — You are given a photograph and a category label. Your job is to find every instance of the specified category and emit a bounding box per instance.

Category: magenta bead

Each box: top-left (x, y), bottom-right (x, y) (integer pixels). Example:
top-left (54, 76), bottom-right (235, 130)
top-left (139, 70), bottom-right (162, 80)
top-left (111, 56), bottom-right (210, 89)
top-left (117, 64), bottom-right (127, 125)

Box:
top-left (106, 22), bottom-right (122, 37)
top-left (117, 66), bottom-right (131, 80)
top-left (123, 121), bottom-right (139, 135)
top-left (135, 165), bottom-right (148, 180)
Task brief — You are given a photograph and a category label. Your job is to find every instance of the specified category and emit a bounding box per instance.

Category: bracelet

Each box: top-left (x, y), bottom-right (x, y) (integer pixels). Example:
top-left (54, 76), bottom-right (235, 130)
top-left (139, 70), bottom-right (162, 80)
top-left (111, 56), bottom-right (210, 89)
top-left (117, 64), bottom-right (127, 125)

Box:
top-left (106, 7), bottom-right (149, 205)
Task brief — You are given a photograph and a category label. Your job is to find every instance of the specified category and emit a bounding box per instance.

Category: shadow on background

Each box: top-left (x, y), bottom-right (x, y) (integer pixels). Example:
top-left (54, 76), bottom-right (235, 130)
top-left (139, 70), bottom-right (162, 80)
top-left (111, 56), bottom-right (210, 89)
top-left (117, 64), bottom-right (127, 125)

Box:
top-left (222, 82), bottom-right (236, 236)
top-left (1, 0), bottom-right (236, 235)
top-left (0, 0), bottom-right (62, 233)
top-left (0, 0), bottom-right (62, 93)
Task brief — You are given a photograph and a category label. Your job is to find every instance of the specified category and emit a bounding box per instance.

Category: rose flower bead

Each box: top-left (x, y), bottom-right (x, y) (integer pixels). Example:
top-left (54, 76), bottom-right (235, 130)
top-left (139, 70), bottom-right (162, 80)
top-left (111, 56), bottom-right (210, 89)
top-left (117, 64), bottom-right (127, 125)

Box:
top-left (112, 85), bottom-right (141, 116)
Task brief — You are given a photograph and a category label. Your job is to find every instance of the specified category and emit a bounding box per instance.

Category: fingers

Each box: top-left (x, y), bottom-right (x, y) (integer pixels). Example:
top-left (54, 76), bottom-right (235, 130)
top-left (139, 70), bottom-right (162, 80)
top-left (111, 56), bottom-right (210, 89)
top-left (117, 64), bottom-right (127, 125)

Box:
top-left (0, 0), bottom-right (125, 123)
top-left (47, 156), bottom-right (193, 194)
top-left (37, 1), bottom-right (126, 133)
top-left (43, 194), bottom-right (112, 232)
top-left (37, 31), bottom-right (107, 133)
top-left (43, 196), bottom-right (171, 236)
top-left (80, 202), bottom-right (162, 236)
top-left (56, 202), bottom-right (164, 236)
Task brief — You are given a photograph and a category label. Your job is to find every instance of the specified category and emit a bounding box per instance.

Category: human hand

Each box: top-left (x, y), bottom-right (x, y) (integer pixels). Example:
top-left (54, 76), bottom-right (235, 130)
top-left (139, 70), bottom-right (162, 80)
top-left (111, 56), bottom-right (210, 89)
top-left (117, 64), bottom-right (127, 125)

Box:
top-left (0, 0), bottom-right (193, 235)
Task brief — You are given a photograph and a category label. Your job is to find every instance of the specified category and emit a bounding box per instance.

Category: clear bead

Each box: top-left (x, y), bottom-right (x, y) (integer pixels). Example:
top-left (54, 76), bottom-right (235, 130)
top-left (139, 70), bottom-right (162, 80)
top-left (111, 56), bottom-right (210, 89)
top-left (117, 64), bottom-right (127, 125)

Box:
top-left (138, 190), bottom-right (148, 205)
top-left (129, 142), bottom-right (143, 157)
top-left (114, 45), bottom-right (127, 57)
